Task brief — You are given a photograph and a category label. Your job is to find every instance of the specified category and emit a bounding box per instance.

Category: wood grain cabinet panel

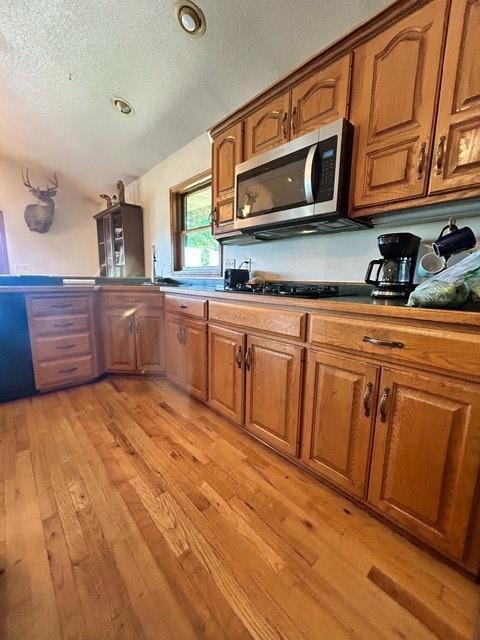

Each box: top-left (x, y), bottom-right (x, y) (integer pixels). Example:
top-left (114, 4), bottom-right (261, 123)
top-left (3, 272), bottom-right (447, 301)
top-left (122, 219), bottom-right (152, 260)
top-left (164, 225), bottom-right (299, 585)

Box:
top-left (429, 0), bottom-right (480, 193)
top-left (102, 308), bottom-right (137, 372)
top-left (368, 367), bottom-right (480, 560)
top-left (165, 313), bottom-right (186, 388)
top-left (209, 301), bottom-right (306, 339)
top-left (164, 295), bottom-right (206, 319)
top-left (245, 335), bottom-right (302, 457)
top-left (208, 325), bottom-right (245, 425)
top-left (212, 123), bottom-right (242, 234)
top-left (135, 310), bottom-right (165, 374)
top-left (245, 92), bottom-right (291, 159)
top-left (183, 320), bottom-right (208, 401)
top-left (291, 54), bottom-right (351, 137)
top-left (351, 0), bottom-right (447, 209)
top-left (301, 350), bottom-right (379, 498)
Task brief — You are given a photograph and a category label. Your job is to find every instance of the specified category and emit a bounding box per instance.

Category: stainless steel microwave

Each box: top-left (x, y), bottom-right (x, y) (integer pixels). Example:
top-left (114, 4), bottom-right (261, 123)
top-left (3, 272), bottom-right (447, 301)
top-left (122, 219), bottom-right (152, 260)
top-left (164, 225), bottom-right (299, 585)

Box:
top-left (234, 118), bottom-right (368, 236)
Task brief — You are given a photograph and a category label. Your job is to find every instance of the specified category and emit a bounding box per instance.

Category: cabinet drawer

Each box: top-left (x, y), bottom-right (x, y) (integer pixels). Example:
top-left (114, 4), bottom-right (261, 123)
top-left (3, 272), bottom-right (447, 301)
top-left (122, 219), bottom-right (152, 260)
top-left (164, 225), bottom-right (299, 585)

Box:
top-left (29, 314), bottom-right (90, 336)
top-left (164, 295), bottom-right (206, 319)
top-left (33, 333), bottom-right (92, 362)
top-left (309, 314), bottom-right (480, 376)
top-left (209, 301), bottom-right (307, 339)
top-left (30, 296), bottom-right (89, 316)
top-left (102, 292), bottom-right (163, 309)
top-left (35, 355), bottom-right (94, 389)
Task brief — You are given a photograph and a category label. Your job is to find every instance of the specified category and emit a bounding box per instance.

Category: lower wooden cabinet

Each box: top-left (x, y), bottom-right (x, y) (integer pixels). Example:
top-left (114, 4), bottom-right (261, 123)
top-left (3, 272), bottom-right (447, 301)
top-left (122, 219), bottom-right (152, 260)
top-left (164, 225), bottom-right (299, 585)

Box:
top-left (301, 350), bottom-right (379, 498)
top-left (166, 313), bottom-right (207, 401)
top-left (103, 307), bottom-right (164, 374)
top-left (208, 325), bottom-right (245, 424)
top-left (368, 367), bottom-right (480, 561)
top-left (245, 335), bottom-right (303, 457)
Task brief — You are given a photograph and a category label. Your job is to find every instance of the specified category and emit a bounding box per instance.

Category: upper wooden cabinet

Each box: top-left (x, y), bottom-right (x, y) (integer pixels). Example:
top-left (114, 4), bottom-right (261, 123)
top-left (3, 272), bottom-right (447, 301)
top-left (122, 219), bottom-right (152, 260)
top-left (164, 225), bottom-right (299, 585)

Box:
top-left (351, 0), bottom-right (448, 209)
top-left (291, 55), bottom-right (351, 138)
top-left (301, 350), bottom-right (379, 498)
top-left (368, 366), bottom-right (480, 560)
top-left (429, 0), bottom-right (480, 193)
top-left (212, 122), bottom-right (243, 234)
top-left (244, 92), bottom-right (291, 159)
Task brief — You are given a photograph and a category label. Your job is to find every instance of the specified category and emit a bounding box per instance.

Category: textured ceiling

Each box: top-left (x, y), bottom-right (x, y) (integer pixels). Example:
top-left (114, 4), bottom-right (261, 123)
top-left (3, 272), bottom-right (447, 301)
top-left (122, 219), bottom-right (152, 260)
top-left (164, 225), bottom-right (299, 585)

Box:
top-left (0, 0), bottom-right (392, 197)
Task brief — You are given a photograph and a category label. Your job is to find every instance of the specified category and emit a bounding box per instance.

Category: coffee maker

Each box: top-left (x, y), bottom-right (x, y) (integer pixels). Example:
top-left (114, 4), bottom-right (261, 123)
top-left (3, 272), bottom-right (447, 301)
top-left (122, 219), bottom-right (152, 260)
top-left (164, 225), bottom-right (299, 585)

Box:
top-left (365, 233), bottom-right (421, 298)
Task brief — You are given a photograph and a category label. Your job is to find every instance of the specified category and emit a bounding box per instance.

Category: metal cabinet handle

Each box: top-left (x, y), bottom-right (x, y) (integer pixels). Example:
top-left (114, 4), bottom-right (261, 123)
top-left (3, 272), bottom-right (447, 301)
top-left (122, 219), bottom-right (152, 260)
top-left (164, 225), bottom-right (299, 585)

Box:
top-left (56, 343), bottom-right (76, 350)
top-left (181, 327), bottom-right (187, 345)
top-left (290, 106), bottom-right (297, 136)
top-left (54, 322), bottom-right (74, 328)
top-left (177, 328), bottom-right (183, 344)
top-left (379, 387), bottom-right (391, 423)
top-left (135, 320), bottom-right (140, 334)
top-left (416, 141), bottom-right (427, 180)
top-left (281, 112), bottom-right (288, 139)
top-left (435, 135), bottom-right (446, 175)
top-left (210, 206), bottom-right (218, 228)
top-left (58, 367), bottom-right (78, 375)
top-left (363, 382), bottom-right (373, 417)
top-left (177, 304), bottom-right (188, 309)
top-left (125, 298), bottom-right (141, 303)
top-left (235, 346), bottom-right (243, 368)
top-left (129, 317), bottom-right (135, 334)
top-left (52, 303), bottom-right (72, 309)
top-left (245, 347), bottom-right (253, 370)
top-left (363, 336), bottom-right (404, 349)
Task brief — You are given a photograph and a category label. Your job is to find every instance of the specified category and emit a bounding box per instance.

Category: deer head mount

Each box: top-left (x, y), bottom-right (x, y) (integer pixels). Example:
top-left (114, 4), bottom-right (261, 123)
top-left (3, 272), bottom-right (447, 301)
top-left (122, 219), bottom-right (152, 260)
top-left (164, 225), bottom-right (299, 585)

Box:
top-left (22, 169), bottom-right (59, 233)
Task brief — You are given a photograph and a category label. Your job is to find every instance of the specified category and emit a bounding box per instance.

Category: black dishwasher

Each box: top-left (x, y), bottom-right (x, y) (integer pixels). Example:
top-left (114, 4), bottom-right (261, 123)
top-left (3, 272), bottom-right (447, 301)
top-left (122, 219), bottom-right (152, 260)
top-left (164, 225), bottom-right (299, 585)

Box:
top-left (0, 293), bottom-right (36, 402)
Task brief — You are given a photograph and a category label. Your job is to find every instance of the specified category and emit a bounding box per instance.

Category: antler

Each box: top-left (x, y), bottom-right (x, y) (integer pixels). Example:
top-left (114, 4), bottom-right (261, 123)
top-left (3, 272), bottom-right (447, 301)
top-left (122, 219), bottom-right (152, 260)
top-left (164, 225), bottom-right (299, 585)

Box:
top-left (21, 169), bottom-right (58, 196)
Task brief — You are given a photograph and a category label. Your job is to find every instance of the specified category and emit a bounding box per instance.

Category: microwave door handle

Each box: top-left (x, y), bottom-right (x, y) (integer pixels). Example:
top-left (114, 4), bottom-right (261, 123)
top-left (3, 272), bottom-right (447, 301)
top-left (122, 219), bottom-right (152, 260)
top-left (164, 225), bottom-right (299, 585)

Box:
top-left (304, 144), bottom-right (318, 204)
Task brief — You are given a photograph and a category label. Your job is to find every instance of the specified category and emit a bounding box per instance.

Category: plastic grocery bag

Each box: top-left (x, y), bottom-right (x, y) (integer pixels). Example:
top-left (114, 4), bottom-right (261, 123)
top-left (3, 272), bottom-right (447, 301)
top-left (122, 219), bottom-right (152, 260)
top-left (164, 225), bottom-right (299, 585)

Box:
top-left (407, 251), bottom-right (480, 308)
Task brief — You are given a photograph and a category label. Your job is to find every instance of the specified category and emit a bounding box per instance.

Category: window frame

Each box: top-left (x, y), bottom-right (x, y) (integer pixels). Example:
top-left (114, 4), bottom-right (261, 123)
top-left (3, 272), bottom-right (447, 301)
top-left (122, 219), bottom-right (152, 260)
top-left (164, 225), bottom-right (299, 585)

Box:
top-left (170, 170), bottom-right (222, 276)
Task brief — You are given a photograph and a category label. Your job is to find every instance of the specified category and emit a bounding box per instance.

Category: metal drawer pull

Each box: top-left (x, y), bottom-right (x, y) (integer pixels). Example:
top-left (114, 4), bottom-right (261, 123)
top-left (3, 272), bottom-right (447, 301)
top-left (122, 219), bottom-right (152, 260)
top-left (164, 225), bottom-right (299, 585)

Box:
top-left (245, 347), bottom-right (253, 370)
top-left (54, 322), bottom-right (74, 328)
top-left (363, 382), bottom-right (373, 417)
top-left (177, 328), bottom-right (182, 344)
top-left (181, 327), bottom-right (187, 345)
top-left (363, 336), bottom-right (404, 349)
top-left (416, 141), bottom-right (426, 180)
top-left (177, 304), bottom-right (188, 309)
top-left (52, 303), bottom-right (72, 309)
top-left (235, 346), bottom-right (243, 368)
top-left (435, 135), bottom-right (446, 175)
top-left (125, 298), bottom-right (141, 303)
top-left (58, 367), bottom-right (78, 375)
top-left (379, 387), bottom-right (390, 423)
top-left (56, 344), bottom-right (76, 350)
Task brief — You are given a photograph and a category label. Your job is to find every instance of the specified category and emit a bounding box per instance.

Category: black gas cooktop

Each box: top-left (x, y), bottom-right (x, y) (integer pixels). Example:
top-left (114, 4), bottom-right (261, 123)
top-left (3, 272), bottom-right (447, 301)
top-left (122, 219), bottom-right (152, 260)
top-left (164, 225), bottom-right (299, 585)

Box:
top-left (217, 281), bottom-right (358, 299)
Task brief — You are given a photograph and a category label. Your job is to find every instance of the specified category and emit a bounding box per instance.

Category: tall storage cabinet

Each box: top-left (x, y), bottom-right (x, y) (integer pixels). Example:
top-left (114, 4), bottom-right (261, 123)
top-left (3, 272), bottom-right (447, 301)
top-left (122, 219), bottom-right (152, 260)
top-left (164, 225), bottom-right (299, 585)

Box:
top-left (94, 203), bottom-right (145, 278)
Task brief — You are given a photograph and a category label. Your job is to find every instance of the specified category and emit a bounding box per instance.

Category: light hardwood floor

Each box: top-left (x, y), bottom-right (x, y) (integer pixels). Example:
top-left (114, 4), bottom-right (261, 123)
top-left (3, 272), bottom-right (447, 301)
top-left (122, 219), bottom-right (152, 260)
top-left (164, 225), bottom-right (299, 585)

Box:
top-left (0, 376), bottom-right (479, 640)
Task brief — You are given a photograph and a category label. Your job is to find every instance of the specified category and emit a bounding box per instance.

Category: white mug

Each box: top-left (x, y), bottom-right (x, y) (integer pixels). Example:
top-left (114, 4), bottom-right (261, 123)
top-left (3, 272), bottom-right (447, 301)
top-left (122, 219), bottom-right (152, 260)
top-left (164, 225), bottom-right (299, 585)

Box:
top-left (418, 252), bottom-right (446, 277)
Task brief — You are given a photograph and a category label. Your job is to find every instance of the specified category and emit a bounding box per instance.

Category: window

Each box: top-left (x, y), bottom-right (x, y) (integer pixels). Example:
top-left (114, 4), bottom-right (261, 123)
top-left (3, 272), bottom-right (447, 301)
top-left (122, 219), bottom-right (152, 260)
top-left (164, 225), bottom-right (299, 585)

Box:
top-left (0, 211), bottom-right (9, 274)
top-left (170, 171), bottom-right (221, 274)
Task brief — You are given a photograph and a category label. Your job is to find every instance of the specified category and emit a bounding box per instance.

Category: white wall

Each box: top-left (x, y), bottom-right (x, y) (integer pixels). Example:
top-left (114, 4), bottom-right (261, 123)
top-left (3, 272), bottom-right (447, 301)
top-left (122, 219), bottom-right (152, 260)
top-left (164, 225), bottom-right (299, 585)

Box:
top-left (0, 152), bottom-right (98, 276)
top-left (126, 132), bottom-right (480, 282)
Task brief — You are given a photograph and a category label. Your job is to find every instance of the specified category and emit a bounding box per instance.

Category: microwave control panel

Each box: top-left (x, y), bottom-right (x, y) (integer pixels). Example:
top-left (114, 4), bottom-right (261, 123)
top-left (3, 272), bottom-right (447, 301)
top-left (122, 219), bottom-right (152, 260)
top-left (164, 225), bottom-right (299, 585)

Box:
top-left (315, 135), bottom-right (337, 203)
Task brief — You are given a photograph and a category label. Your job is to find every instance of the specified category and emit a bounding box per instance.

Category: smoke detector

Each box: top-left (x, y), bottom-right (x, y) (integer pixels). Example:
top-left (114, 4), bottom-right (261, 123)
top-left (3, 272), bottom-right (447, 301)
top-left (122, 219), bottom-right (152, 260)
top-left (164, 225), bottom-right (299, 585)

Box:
top-left (175, 1), bottom-right (206, 37)
top-left (112, 97), bottom-right (135, 116)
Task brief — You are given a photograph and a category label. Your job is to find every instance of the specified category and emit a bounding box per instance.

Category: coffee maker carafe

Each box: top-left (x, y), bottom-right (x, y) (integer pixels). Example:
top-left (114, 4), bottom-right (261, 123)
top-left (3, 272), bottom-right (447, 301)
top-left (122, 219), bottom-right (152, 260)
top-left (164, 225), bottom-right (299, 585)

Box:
top-left (365, 233), bottom-right (421, 298)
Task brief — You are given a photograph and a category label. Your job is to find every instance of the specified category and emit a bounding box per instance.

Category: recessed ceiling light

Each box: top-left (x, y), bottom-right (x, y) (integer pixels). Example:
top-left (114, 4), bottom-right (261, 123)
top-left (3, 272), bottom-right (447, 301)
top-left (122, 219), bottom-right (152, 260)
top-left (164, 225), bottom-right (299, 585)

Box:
top-left (112, 97), bottom-right (134, 116)
top-left (175, 1), bottom-right (206, 37)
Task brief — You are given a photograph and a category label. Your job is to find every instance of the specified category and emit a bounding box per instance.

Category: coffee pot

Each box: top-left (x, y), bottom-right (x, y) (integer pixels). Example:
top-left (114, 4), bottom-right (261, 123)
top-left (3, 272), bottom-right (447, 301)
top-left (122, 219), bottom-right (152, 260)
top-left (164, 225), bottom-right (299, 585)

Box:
top-left (365, 233), bottom-right (421, 298)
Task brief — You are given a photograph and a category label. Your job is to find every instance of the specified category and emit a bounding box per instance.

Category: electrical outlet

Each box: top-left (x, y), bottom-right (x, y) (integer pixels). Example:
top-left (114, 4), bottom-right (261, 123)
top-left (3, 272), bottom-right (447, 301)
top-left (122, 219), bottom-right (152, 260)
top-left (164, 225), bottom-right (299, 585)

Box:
top-left (224, 258), bottom-right (236, 270)
top-left (14, 263), bottom-right (31, 273)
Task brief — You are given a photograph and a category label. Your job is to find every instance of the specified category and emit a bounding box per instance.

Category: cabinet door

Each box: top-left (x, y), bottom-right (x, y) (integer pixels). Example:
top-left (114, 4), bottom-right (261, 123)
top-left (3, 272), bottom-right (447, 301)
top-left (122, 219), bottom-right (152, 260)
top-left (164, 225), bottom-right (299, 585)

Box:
top-left (183, 319), bottom-right (208, 401)
top-left (368, 367), bottom-right (480, 560)
top-left (301, 350), bottom-right (379, 498)
top-left (351, 0), bottom-right (447, 209)
top-left (291, 54), bottom-right (351, 138)
top-left (135, 308), bottom-right (165, 374)
top-left (244, 92), bottom-right (291, 159)
top-left (245, 335), bottom-right (302, 457)
top-left (165, 313), bottom-right (186, 388)
top-left (208, 325), bottom-right (245, 425)
top-left (429, 0), bottom-right (480, 193)
top-left (102, 308), bottom-right (137, 372)
top-left (212, 123), bottom-right (243, 235)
